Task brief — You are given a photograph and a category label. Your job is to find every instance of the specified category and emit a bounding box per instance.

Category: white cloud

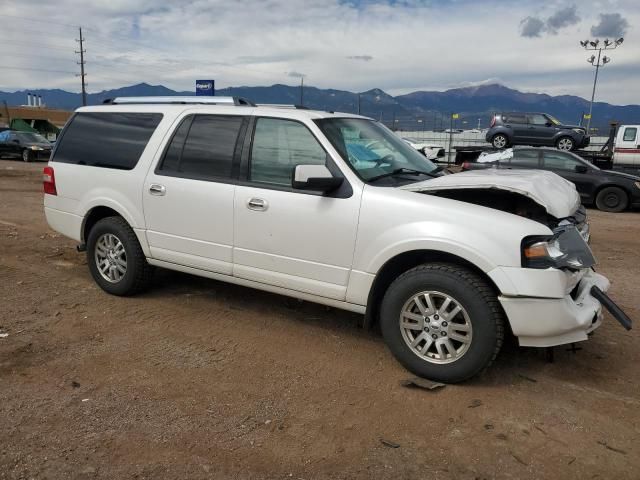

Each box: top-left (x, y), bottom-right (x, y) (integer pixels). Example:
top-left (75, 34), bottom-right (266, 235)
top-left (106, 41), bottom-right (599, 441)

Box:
top-left (0, 0), bottom-right (638, 105)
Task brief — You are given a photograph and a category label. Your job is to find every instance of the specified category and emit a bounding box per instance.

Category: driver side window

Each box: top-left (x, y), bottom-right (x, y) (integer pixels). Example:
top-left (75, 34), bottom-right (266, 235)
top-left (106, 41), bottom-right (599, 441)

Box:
top-left (250, 118), bottom-right (327, 187)
top-left (543, 152), bottom-right (581, 171)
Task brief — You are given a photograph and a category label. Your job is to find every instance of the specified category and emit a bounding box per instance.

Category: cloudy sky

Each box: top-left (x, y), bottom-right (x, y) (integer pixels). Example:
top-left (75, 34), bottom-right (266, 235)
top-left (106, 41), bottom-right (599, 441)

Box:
top-left (1, 0), bottom-right (638, 104)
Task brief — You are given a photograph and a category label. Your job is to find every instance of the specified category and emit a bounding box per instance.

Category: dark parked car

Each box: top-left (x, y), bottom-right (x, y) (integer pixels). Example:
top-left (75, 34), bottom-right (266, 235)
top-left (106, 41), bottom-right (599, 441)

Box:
top-left (485, 113), bottom-right (589, 151)
top-left (0, 130), bottom-right (53, 162)
top-left (462, 147), bottom-right (640, 212)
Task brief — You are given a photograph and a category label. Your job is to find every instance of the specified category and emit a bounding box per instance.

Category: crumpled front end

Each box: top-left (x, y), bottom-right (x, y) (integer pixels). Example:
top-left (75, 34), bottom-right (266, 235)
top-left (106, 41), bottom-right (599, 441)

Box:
top-left (499, 269), bottom-right (609, 347)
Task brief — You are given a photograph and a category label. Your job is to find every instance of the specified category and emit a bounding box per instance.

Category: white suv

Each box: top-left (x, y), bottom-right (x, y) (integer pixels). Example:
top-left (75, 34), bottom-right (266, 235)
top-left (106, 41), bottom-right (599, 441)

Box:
top-left (43, 96), bottom-right (630, 382)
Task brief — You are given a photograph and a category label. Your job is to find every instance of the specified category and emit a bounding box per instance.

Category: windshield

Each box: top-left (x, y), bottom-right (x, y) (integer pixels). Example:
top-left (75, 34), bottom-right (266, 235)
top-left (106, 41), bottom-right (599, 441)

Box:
top-left (16, 132), bottom-right (49, 143)
top-left (314, 118), bottom-right (438, 182)
top-left (546, 114), bottom-right (562, 126)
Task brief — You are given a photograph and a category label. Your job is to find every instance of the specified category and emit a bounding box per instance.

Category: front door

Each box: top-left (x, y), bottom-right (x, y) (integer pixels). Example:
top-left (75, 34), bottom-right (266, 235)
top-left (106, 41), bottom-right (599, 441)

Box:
top-left (143, 113), bottom-right (247, 274)
top-left (527, 114), bottom-right (555, 145)
top-left (541, 150), bottom-right (594, 202)
top-left (233, 117), bottom-right (361, 301)
top-left (615, 126), bottom-right (640, 166)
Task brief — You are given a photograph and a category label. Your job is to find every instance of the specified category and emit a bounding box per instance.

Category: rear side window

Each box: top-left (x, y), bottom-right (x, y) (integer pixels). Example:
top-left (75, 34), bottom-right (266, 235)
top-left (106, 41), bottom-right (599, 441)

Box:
top-left (509, 150), bottom-right (540, 166)
top-left (623, 127), bottom-right (637, 142)
top-left (504, 114), bottom-right (527, 124)
top-left (158, 115), bottom-right (244, 180)
top-left (52, 112), bottom-right (162, 170)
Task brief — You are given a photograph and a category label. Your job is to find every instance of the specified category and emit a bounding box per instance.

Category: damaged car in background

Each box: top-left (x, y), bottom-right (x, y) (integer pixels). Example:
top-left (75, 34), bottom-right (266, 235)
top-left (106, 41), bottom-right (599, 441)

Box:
top-left (401, 137), bottom-right (446, 161)
top-left (44, 100), bottom-right (633, 383)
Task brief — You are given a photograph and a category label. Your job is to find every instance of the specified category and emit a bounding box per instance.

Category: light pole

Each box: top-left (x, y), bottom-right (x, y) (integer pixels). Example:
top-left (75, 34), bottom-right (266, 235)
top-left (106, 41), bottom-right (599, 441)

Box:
top-left (580, 37), bottom-right (623, 132)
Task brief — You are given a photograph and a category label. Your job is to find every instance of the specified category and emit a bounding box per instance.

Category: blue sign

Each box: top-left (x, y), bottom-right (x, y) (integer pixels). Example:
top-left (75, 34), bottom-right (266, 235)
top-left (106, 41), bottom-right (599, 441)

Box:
top-left (195, 80), bottom-right (215, 96)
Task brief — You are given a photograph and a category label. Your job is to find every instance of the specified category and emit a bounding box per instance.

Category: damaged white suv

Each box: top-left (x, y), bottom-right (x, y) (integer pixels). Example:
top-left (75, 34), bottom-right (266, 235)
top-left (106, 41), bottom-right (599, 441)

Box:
top-left (43, 96), bottom-right (632, 382)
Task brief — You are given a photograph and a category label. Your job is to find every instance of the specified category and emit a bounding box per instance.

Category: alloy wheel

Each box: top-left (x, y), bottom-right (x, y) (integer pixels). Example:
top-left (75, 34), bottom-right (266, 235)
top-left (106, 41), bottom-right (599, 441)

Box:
top-left (557, 138), bottom-right (574, 150)
top-left (94, 233), bottom-right (127, 283)
top-left (399, 291), bottom-right (473, 364)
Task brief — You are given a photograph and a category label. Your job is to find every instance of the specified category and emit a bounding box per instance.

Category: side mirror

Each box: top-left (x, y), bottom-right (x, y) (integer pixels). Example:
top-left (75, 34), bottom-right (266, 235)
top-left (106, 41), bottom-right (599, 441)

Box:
top-left (575, 164), bottom-right (589, 173)
top-left (292, 164), bottom-right (343, 192)
top-left (545, 122), bottom-right (553, 127)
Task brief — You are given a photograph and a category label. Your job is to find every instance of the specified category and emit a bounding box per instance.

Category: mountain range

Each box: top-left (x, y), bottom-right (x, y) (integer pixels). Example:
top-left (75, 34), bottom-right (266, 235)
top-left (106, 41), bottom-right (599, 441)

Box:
top-left (2, 82), bottom-right (638, 131)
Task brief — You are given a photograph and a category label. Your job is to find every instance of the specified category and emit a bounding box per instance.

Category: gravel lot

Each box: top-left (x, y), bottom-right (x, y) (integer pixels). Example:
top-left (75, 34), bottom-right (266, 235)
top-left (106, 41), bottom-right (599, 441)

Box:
top-left (1, 159), bottom-right (639, 479)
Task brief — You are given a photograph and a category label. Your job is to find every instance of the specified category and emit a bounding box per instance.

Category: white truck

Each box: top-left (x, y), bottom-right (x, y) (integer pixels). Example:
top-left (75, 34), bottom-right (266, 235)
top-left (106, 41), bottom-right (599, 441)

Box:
top-left (43, 96), bottom-right (632, 383)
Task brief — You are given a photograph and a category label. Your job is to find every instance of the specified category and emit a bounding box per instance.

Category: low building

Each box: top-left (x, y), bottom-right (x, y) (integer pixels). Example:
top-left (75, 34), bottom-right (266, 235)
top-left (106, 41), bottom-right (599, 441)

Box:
top-left (0, 105), bottom-right (72, 141)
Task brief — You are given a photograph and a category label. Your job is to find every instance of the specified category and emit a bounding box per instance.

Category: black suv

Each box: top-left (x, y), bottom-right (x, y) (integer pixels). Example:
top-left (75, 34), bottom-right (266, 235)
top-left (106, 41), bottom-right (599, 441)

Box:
top-left (485, 112), bottom-right (589, 151)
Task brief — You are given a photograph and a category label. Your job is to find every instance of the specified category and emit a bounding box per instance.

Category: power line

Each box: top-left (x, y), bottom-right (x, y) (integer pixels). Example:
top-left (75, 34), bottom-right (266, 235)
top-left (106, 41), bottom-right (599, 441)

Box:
top-left (0, 40), bottom-right (76, 51)
top-left (0, 65), bottom-right (77, 75)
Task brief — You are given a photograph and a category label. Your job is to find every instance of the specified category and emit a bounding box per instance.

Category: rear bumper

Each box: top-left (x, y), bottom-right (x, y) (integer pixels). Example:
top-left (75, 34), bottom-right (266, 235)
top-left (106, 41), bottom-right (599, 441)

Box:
top-left (499, 270), bottom-right (610, 347)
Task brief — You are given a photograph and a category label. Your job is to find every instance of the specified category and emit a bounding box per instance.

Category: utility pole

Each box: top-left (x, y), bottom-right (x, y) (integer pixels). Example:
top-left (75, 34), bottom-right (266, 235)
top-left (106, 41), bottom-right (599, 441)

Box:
top-left (580, 37), bottom-right (623, 132)
top-left (76, 27), bottom-right (87, 106)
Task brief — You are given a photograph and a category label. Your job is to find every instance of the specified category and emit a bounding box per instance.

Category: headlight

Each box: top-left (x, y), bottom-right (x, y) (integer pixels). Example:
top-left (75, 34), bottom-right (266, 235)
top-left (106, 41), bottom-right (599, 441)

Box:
top-left (572, 128), bottom-right (586, 135)
top-left (30, 146), bottom-right (44, 151)
top-left (522, 227), bottom-right (596, 270)
top-left (635, 181), bottom-right (640, 190)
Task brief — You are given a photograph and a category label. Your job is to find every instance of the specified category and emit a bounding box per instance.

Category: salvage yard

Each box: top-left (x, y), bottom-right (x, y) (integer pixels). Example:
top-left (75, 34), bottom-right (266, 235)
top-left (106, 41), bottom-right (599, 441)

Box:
top-left (1, 159), bottom-right (639, 479)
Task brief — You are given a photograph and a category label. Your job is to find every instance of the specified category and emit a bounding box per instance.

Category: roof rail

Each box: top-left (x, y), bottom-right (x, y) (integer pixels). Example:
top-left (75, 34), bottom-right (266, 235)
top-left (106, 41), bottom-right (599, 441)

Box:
top-left (103, 96), bottom-right (256, 106)
top-left (255, 104), bottom-right (310, 110)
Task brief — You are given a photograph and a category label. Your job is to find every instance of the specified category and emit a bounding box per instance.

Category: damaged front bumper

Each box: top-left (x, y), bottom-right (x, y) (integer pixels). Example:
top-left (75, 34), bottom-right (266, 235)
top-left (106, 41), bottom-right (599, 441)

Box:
top-left (499, 270), bottom-right (628, 347)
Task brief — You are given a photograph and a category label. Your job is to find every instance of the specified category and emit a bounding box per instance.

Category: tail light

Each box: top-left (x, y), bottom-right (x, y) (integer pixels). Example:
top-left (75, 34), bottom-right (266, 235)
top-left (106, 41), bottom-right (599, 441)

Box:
top-left (490, 115), bottom-right (496, 128)
top-left (43, 166), bottom-right (57, 195)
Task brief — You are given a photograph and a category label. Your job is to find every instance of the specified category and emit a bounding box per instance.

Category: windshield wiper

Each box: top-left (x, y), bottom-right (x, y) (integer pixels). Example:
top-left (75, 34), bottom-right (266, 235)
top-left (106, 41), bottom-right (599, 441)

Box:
top-left (368, 168), bottom-right (438, 182)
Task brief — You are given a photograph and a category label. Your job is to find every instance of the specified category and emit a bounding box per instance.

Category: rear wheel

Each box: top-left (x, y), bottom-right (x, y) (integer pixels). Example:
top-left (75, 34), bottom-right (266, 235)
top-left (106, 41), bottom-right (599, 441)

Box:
top-left (491, 134), bottom-right (508, 149)
top-left (595, 186), bottom-right (628, 212)
top-left (22, 149), bottom-right (31, 162)
top-left (380, 263), bottom-right (504, 383)
top-left (556, 137), bottom-right (575, 151)
top-left (86, 216), bottom-right (153, 295)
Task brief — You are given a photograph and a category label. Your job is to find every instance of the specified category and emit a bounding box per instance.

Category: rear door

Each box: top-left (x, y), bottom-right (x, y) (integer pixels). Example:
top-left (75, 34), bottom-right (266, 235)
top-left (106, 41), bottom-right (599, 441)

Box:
top-left (143, 113), bottom-right (247, 274)
top-left (233, 117), bottom-right (361, 300)
top-left (504, 114), bottom-right (529, 143)
top-left (615, 126), bottom-right (640, 166)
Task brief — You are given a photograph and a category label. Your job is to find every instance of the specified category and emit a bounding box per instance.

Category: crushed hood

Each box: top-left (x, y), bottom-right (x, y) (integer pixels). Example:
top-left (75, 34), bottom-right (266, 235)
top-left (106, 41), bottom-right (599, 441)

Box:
top-left (400, 169), bottom-right (581, 218)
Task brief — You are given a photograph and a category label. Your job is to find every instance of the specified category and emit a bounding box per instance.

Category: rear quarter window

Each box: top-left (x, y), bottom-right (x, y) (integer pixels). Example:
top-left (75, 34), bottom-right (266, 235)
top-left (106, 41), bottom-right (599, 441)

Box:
top-left (52, 112), bottom-right (163, 170)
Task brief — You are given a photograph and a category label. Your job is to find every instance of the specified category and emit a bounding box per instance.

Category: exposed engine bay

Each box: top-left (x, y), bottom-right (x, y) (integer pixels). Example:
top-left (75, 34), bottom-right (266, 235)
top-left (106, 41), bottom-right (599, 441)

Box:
top-left (425, 188), bottom-right (589, 239)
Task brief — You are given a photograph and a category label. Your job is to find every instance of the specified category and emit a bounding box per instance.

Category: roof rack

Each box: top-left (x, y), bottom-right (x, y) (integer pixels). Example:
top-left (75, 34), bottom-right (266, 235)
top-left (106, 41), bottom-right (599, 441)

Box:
top-left (103, 96), bottom-right (256, 106)
top-left (255, 104), bottom-right (310, 110)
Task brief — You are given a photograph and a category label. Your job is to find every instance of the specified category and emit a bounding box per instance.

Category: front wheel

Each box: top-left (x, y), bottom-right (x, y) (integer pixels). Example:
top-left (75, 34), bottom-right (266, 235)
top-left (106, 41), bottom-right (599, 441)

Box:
top-left (595, 186), bottom-right (628, 212)
top-left (556, 137), bottom-right (575, 151)
top-left (380, 263), bottom-right (504, 383)
top-left (86, 216), bottom-right (154, 295)
top-left (22, 149), bottom-right (32, 162)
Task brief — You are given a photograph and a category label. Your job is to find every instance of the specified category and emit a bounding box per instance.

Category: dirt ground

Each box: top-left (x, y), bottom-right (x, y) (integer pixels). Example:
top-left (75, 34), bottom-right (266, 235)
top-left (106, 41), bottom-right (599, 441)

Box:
top-left (1, 159), bottom-right (639, 480)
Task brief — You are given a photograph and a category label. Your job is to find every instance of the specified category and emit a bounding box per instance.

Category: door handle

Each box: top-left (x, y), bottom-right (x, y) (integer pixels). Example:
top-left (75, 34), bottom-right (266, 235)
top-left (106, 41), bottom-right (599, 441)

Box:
top-left (149, 184), bottom-right (166, 196)
top-left (247, 198), bottom-right (268, 211)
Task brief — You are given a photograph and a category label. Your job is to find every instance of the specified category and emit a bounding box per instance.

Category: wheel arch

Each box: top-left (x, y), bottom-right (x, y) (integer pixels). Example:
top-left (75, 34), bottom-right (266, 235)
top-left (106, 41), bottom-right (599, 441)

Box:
top-left (362, 249), bottom-right (501, 329)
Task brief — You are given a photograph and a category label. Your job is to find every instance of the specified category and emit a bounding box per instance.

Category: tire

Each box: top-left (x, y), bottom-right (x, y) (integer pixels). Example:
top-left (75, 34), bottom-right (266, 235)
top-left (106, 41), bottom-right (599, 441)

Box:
top-left (556, 137), bottom-right (574, 151)
top-left (595, 186), bottom-right (628, 213)
top-left (491, 134), bottom-right (508, 149)
top-left (86, 216), bottom-right (154, 295)
top-left (22, 149), bottom-right (31, 162)
top-left (380, 263), bottom-right (504, 383)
